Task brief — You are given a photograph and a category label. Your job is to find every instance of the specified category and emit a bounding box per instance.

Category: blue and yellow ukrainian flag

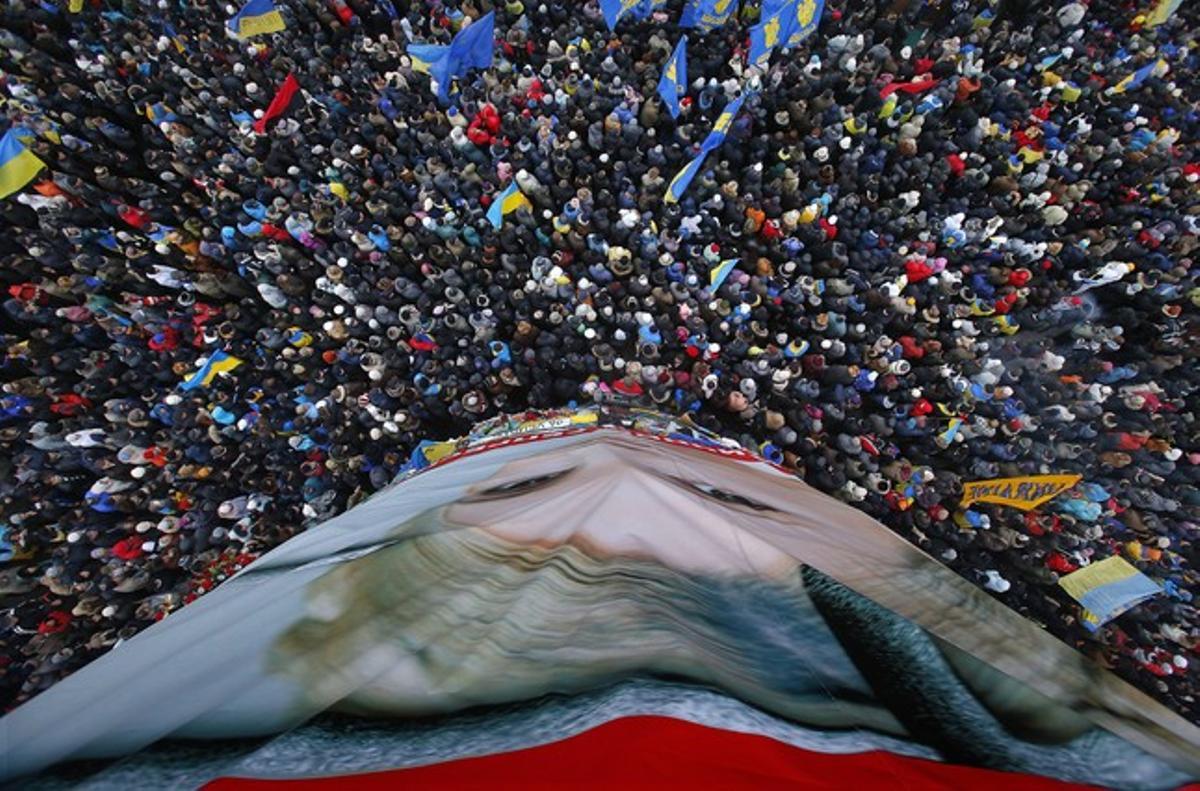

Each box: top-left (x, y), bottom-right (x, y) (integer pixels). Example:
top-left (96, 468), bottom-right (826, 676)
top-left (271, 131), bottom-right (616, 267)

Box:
top-left (8, 127), bottom-right (36, 145)
top-left (227, 0), bottom-right (286, 40)
top-left (657, 35), bottom-right (688, 120)
top-left (937, 417), bottom-right (963, 446)
top-left (1145, 0), bottom-right (1182, 26)
top-left (709, 258), bottom-right (739, 290)
top-left (487, 182), bottom-right (532, 229)
top-left (429, 11), bottom-right (495, 102)
top-left (162, 20), bottom-right (187, 52)
top-left (407, 43), bottom-right (448, 74)
top-left (180, 350), bottom-right (244, 391)
top-left (1110, 58), bottom-right (1164, 94)
top-left (665, 91), bottom-right (753, 203)
top-left (145, 102), bottom-right (179, 126)
top-left (1059, 555), bottom-right (1160, 630)
top-left (0, 129), bottom-right (46, 200)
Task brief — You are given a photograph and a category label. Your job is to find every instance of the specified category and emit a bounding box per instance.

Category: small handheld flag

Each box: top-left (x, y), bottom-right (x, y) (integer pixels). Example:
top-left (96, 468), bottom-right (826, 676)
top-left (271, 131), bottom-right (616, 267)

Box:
top-left (657, 36), bottom-right (688, 120)
top-left (0, 129), bottom-right (46, 200)
top-left (487, 182), bottom-right (532, 229)
top-left (145, 103), bottom-right (179, 127)
top-left (709, 258), bottom-right (739, 290)
top-left (179, 351), bottom-right (244, 391)
top-left (227, 0), bottom-right (286, 39)
top-left (162, 20), bottom-right (187, 52)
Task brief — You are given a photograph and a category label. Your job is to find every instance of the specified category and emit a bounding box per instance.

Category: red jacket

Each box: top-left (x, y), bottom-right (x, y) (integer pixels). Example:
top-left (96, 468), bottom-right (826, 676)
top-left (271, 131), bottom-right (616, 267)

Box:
top-left (467, 104), bottom-right (501, 146)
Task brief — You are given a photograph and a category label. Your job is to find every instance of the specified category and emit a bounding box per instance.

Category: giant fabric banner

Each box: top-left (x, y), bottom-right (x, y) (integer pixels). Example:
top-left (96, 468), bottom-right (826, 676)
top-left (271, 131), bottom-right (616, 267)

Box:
top-left (2, 409), bottom-right (1197, 786)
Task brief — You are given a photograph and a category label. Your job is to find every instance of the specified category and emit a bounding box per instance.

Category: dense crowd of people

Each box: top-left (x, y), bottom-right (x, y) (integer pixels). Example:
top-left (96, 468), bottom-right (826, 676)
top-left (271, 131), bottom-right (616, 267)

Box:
top-left (0, 0), bottom-right (1197, 725)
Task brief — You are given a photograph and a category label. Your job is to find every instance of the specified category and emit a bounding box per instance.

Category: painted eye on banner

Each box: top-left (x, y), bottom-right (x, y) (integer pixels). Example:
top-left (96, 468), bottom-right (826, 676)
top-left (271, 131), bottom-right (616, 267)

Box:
top-left (678, 479), bottom-right (778, 512)
top-left (465, 468), bottom-right (575, 501)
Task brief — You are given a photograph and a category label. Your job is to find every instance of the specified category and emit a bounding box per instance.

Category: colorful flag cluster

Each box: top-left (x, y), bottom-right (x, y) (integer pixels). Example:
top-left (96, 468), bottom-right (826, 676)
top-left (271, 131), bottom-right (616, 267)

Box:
top-left (227, 0), bottom-right (286, 39)
top-left (749, 0), bottom-right (824, 64)
top-left (664, 91), bottom-right (754, 203)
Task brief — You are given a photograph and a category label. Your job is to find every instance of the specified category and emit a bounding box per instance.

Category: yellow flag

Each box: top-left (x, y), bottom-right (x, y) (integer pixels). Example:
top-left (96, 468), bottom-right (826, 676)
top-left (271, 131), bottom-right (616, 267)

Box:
top-left (961, 474), bottom-right (1081, 510)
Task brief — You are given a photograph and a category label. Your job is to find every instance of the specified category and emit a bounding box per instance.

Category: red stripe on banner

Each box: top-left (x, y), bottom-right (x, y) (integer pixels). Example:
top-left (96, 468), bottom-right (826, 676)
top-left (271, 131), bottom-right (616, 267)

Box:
top-left (253, 73), bottom-right (300, 134)
top-left (205, 715), bottom-right (1115, 791)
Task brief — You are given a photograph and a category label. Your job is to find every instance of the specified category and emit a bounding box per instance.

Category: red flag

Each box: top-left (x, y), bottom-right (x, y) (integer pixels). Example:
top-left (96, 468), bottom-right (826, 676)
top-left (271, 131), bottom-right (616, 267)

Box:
top-left (253, 73), bottom-right (301, 134)
top-left (879, 77), bottom-right (939, 98)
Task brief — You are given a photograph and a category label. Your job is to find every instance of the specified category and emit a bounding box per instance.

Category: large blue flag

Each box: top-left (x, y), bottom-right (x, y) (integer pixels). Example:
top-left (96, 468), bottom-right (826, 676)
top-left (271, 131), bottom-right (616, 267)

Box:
top-left (657, 36), bottom-right (688, 120)
top-left (664, 91), bottom-right (753, 203)
top-left (784, 0), bottom-right (823, 49)
top-left (601, 0), bottom-right (639, 29)
top-left (750, 0), bottom-right (822, 63)
top-left (681, 0), bottom-right (738, 32)
top-left (601, 0), bottom-right (665, 29)
top-left (748, 1), bottom-right (789, 64)
top-left (407, 43), bottom-right (449, 74)
top-left (428, 11), bottom-right (495, 103)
